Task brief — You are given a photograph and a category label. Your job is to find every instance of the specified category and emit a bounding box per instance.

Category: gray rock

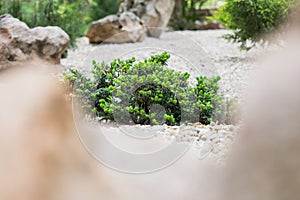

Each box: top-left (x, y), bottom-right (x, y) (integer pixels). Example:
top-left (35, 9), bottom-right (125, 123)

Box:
top-left (119, 0), bottom-right (175, 38)
top-left (0, 14), bottom-right (69, 67)
top-left (31, 26), bottom-right (70, 62)
top-left (86, 12), bottom-right (146, 44)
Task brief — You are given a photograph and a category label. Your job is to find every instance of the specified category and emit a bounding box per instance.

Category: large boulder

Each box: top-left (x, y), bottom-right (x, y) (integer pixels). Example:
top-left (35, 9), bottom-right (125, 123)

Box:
top-left (119, 0), bottom-right (175, 38)
top-left (86, 12), bottom-right (146, 44)
top-left (0, 14), bottom-right (69, 68)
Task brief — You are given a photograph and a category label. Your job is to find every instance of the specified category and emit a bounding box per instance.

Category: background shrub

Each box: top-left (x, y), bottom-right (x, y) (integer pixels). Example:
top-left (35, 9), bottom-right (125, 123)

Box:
top-left (0, 0), bottom-right (23, 20)
top-left (0, 0), bottom-right (89, 47)
top-left (0, 0), bottom-right (119, 47)
top-left (213, 0), bottom-right (296, 49)
top-left (170, 0), bottom-right (209, 30)
top-left (63, 52), bottom-right (233, 126)
top-left (89, 0), bottom-right (120, 21)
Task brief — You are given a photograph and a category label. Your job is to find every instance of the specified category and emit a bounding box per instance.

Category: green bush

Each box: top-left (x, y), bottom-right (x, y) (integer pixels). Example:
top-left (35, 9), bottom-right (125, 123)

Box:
top-left (195, 76), bottom-right (223, 124)
top-left (111, 53), bottom-right (196, 126)
top-left (63, 55), bottom-right (136, 121)
top-left (213, 0), bottom-right (296, 50)
top-left (63, 52), bottom-right (234, 126)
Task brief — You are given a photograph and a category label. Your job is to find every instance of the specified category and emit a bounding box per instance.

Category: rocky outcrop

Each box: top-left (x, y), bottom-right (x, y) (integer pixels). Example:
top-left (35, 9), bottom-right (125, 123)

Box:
top-left (119, 0), bottom-right (175, 38)
top-left (0, 14), bottom-right (69, 68)
top-left (86, 0), bottom-right (174, 43)
top-left (86, 12), bottom-right (146, 44)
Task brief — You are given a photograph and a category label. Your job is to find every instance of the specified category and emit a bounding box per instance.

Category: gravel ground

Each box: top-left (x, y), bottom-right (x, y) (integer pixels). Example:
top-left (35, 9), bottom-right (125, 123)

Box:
top-left (61, 30), bottom-right (260, 164)
top-left (62, 30), bottom-right (259, 100)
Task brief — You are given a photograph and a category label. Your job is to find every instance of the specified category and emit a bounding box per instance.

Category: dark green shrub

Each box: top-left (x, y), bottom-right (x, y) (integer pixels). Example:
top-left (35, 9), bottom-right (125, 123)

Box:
top-left (63, 68), bottom-right (96, 115)
top-left (213, 0), bottom-right (296, 50)
top-left (194, 76), bottom-right (223, 124)
top-left (63, 52), bottom-right (232, 126)
top-left (63, 55), bottom-right (135, 121)
top-left (111, 53), bottom-right (196, 126)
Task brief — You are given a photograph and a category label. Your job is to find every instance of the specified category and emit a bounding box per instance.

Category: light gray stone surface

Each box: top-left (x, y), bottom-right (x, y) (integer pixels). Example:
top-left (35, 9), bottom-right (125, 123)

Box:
top-left (86, 12), bottom-right (146, 44)
top-left (119, 0), bottom-right (175, 37)
top-left (0, 14), bottom-right (69, 68)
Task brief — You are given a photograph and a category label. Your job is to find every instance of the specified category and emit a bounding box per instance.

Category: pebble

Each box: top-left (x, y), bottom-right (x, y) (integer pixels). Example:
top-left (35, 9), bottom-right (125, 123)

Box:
top-left (199, 141), bottom-right (213, 160)
top-left (158, 123), bottom-right (238, 163)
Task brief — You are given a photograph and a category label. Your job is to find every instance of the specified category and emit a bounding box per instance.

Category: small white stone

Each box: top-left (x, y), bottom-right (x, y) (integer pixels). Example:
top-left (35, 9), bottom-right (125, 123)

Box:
top-left (199, 141), bottom-right (213, 160)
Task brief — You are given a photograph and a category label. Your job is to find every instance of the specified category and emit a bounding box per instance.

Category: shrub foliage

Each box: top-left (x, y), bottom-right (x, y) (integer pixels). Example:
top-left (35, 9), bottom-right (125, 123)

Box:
top-left (213, 0), bottom-right (296, 49)
top-left (0, 0), bottom-right (119, 47)
top-left (63, 52), bottom-right (235, 125)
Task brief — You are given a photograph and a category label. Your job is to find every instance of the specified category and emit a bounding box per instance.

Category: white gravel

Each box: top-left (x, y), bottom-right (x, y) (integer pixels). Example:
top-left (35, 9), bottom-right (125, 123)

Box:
top-left (62, 30), bottom-right (261, 163)
top-left (62, 30), bottom-right (260, 100)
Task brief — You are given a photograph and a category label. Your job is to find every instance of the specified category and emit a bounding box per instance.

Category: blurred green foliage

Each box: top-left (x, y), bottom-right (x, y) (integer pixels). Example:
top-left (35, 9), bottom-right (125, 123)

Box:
top-left (213, 0), bottom-right (296, 50)
top-left (0, 0), bottom-right (23, 20)
top-left (170, 0), bottom-right (210, 30)
top-left (0, 0), bottom-right (120, 47)
top-left (89, 0), bottom-right (119, 21)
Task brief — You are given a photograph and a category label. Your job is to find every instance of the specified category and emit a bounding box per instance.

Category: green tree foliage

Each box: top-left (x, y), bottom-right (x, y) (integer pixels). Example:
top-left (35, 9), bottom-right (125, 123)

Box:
top-left (213, 0), bottom-right (296, 50)
top-left (0, 0), bottom-right (23, 20)
top-left (0, 0), bottom-right (89, 47)
top-left (89, 0), bottom-right (120, 21)
top-left (0, 0), bottom-right (120, 47)
top-left (170, 0), bottom-right (209, 30)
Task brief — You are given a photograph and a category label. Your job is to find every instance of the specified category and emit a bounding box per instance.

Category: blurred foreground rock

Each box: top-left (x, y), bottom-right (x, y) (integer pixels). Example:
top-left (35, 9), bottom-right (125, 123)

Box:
top-left (86, 12), bottom-right (146, 44)
top-left (210, 27), bottom-right (300, 200)
top-left (0, 62), bottom-right (132, 200)
top-left (0, 14), bottom-right (69, 69)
